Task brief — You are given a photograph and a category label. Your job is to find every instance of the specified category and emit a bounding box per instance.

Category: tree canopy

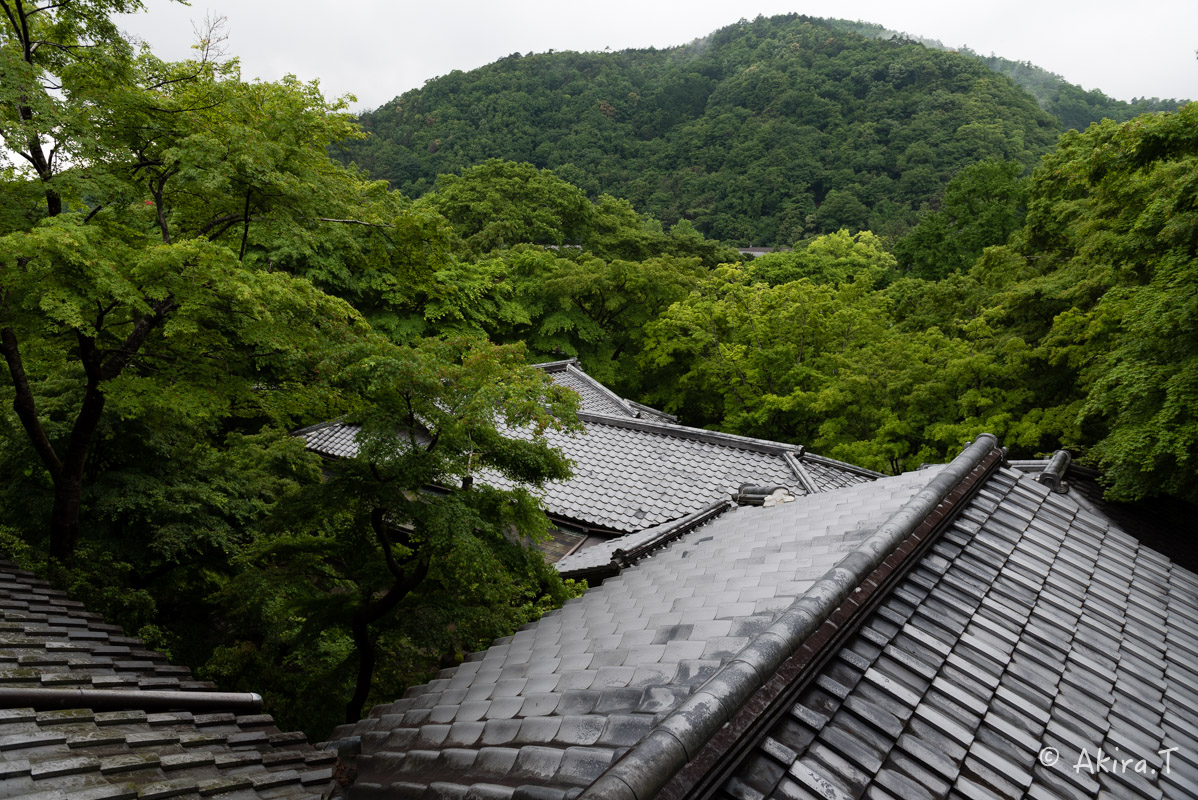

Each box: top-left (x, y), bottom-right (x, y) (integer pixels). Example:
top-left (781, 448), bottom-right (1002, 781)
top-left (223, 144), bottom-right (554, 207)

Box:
top-left (338, 14), bottom-right (1064, 245)
top-left (0, 0), bottom-right (586, 736)
top-left (2, 0), bottom-right (1195, 745)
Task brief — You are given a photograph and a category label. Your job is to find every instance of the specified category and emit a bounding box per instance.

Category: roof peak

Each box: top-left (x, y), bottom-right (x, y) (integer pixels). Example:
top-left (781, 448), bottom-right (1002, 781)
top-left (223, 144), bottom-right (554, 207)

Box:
top-left (583, 435), bottom-right (1001, 799)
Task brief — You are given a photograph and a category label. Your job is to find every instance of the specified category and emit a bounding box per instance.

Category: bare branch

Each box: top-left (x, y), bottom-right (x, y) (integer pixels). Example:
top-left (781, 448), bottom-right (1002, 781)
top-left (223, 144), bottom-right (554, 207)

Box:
top-left (144, 67), bottom-right (206, 91)
top-left (238, 189), bottom-right (252, 261)
top-left (100, 298), bottom-right (178, 382)
top-left (371, 508), bottom-right (407, 581)
top-left (192, 12), bottom-right (229, 63)
top-left (142, 101), bottom-right (225, 114)
top-left (317, 218), bottom-right (394, 229)
top-left (0, 2), bottom-right (25, 45)
top-left (318, 218), bottom-right (395, 245)
top-left (197, 213), bottom-right (244, 237)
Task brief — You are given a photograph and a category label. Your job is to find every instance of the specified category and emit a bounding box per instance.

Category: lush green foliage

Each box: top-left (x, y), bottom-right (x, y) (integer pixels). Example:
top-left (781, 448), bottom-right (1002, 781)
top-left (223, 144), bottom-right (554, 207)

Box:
top-left (2, 0), bottom-right (1195, 747)
top-left (821, 19), bottom-right (1190, 131)
top-left (638, 237), bottom-right (1038, 475)
top-left (0, 1), bottom-right (586, 738)
top-left (894, 159), bottom-right (1028, 279)
top-left (989, 105), bottom-right (1198, 501)
top-left (340, 14), bottom-right (1061, 245)
top-left (634, 106), bottom-right (1198, 498)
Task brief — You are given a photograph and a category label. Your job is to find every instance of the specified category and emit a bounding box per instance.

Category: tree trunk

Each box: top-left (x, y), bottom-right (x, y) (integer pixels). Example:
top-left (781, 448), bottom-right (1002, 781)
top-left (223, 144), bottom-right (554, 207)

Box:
top-left (43, 379), bottom-right (107, 561)
top-left (345, 615), bottom-right (377, 724)
top-left (343, 552), bottom-right (430, 723)
top-left (48, 474), bottom-right (83, 561)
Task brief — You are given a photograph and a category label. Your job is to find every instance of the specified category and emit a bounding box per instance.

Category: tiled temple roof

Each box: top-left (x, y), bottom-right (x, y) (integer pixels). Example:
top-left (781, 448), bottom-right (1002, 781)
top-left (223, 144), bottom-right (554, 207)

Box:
top-left (0, 560), bottom-right (334, 800)
top-left (324, 467), bottom-right (947, 795)
top-left (296, 361), bottom-right (878, 536)
top-left (322, 436), bottom-right (1198, 799)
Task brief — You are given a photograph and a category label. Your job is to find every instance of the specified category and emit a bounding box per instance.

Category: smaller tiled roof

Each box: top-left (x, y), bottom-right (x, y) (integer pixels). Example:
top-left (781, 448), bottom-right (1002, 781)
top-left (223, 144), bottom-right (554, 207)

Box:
top-left (554, 500), bottom-right (732, 578)
top-left (536, 360), bottom-right (677, 423)
top-left (802, 453), bottom-right (879, 492)
top-left (296, 421), bottom-right (361, 460)
top-left (486, 414), bottom-right (808, 533)
top-left (294, 361), bottom-right (880, 536)
top-left (0, 564), bottom-right (210, 692)
top-left (0, 706), bottom-right (336, 800)
top-left (549, 367), bottom-right (636, 419)
top-left (0, 560), bottom-right (335, 800)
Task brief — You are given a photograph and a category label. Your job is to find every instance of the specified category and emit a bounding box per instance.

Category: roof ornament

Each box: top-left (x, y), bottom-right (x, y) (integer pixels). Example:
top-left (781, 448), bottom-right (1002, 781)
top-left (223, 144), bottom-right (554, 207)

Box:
top-left (733, 483), bottom-right (795, 506)
top-left (1036, 449), bottom-right (1072, 493)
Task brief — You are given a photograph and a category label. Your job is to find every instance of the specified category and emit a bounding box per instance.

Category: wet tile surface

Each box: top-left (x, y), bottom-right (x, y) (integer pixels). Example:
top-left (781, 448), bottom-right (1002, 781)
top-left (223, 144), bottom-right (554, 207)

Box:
top-left (333, 469), bottom-right (942, 797)
top-left (722, 468), bottom-right (1198, 800)
top-left (0, 560), bottom-right (331, 800)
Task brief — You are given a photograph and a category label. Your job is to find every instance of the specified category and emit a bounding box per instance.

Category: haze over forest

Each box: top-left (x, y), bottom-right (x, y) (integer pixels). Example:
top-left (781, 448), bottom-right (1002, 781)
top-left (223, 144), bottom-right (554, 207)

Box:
top-left (1, 4), bottom-right (1194, 738)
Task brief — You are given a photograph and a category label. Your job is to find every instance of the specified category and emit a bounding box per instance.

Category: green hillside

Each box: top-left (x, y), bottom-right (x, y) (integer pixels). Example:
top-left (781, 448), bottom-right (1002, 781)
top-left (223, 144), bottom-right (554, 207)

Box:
top-left (339, 14), bottom-right (1065, 245)
top-left (825, 19), bottom-right (1189, 130)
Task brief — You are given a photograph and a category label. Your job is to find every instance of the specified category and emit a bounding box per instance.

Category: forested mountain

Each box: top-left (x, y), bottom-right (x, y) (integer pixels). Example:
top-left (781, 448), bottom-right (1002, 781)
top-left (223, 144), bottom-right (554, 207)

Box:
top-left (339, 14), bottom-right (1065, 245)
top-left (963, 53), bottom-right (1184, 131)
top-left (824, 20), bottom-right (1189, 131)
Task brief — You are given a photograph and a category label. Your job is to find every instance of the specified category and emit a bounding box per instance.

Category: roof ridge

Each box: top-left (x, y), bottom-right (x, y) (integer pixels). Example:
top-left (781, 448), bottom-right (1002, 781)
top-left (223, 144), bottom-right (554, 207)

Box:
top-left (556, 499), bottom-right (733, 580)
top-left (290, 417), bottom-right (352, 437)
top-left (530, 357), bottom-right (580, 372)
top-left (566, 363), bottom-right (637, 417)
top-left (625, 397), bottom-right (679, 423)
top-left (800, 450), bottom-right (885, 479)
top-left (578, 412), bottom-right (802, 457)
top-left (581, 434), bottom-right (1000, 800)
top-left (782, 451), bottom-right (817, 493)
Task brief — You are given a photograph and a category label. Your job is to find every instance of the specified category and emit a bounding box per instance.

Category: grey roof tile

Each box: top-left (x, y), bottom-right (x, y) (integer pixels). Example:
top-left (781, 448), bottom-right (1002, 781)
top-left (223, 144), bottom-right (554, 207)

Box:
top-left (549, 367), bottom-right (637, 419)
top-left (555, 746), bottom-right (614, 786)
top-left (720, 465), bottom-right (1198, 800)
top-left (315, 445), bottom-right (1198, 799)
top-left (0, 561), bottom-right (329, 800)
top-left (338, 468), bottom-right (939, 796)
top-left (300, 366), bottom-right (878, 542)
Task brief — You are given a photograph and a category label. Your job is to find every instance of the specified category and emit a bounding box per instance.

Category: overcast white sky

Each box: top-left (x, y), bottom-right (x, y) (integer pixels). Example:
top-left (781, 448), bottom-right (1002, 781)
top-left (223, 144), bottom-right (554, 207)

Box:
top-left (119, 0), bottom-right (1196, 113)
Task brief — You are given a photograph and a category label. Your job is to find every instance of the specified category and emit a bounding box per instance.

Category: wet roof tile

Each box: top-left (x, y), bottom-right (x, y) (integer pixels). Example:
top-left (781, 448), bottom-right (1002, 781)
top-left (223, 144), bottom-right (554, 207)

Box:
top-left (328, 468), bottom-right (941, 795)
top-left (0, 561), bottom-right (332, 800)
top-left (723, 466), bottom-right (1198, 800)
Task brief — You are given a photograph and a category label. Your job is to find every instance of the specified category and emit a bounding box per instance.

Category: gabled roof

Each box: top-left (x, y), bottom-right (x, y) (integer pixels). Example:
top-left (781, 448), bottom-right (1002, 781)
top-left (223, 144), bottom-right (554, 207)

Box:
top-left (324, 436), bottom-right (1198, 800)
top-left (323, 466), bottom-right (947, 793)
top-left (297, 361), bottom-right (879, 536)
top-left (537, 361), bottom-right (678, 425)
top-left (0, 560), bottom-right (334, 800)
top-left (484, 413), bottom-right (817, 534)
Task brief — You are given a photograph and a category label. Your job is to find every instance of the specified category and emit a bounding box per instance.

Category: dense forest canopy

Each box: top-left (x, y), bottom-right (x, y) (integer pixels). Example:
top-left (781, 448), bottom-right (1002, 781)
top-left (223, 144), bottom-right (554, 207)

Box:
top-left (339, 14), bottom-right (1062, 245)
top-left (337, 14), bottom-right (1187, 247)
top-left (822, 18), bottom-right (1188, 131)
top-left (2, 0), bottom-right (1195, 743)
